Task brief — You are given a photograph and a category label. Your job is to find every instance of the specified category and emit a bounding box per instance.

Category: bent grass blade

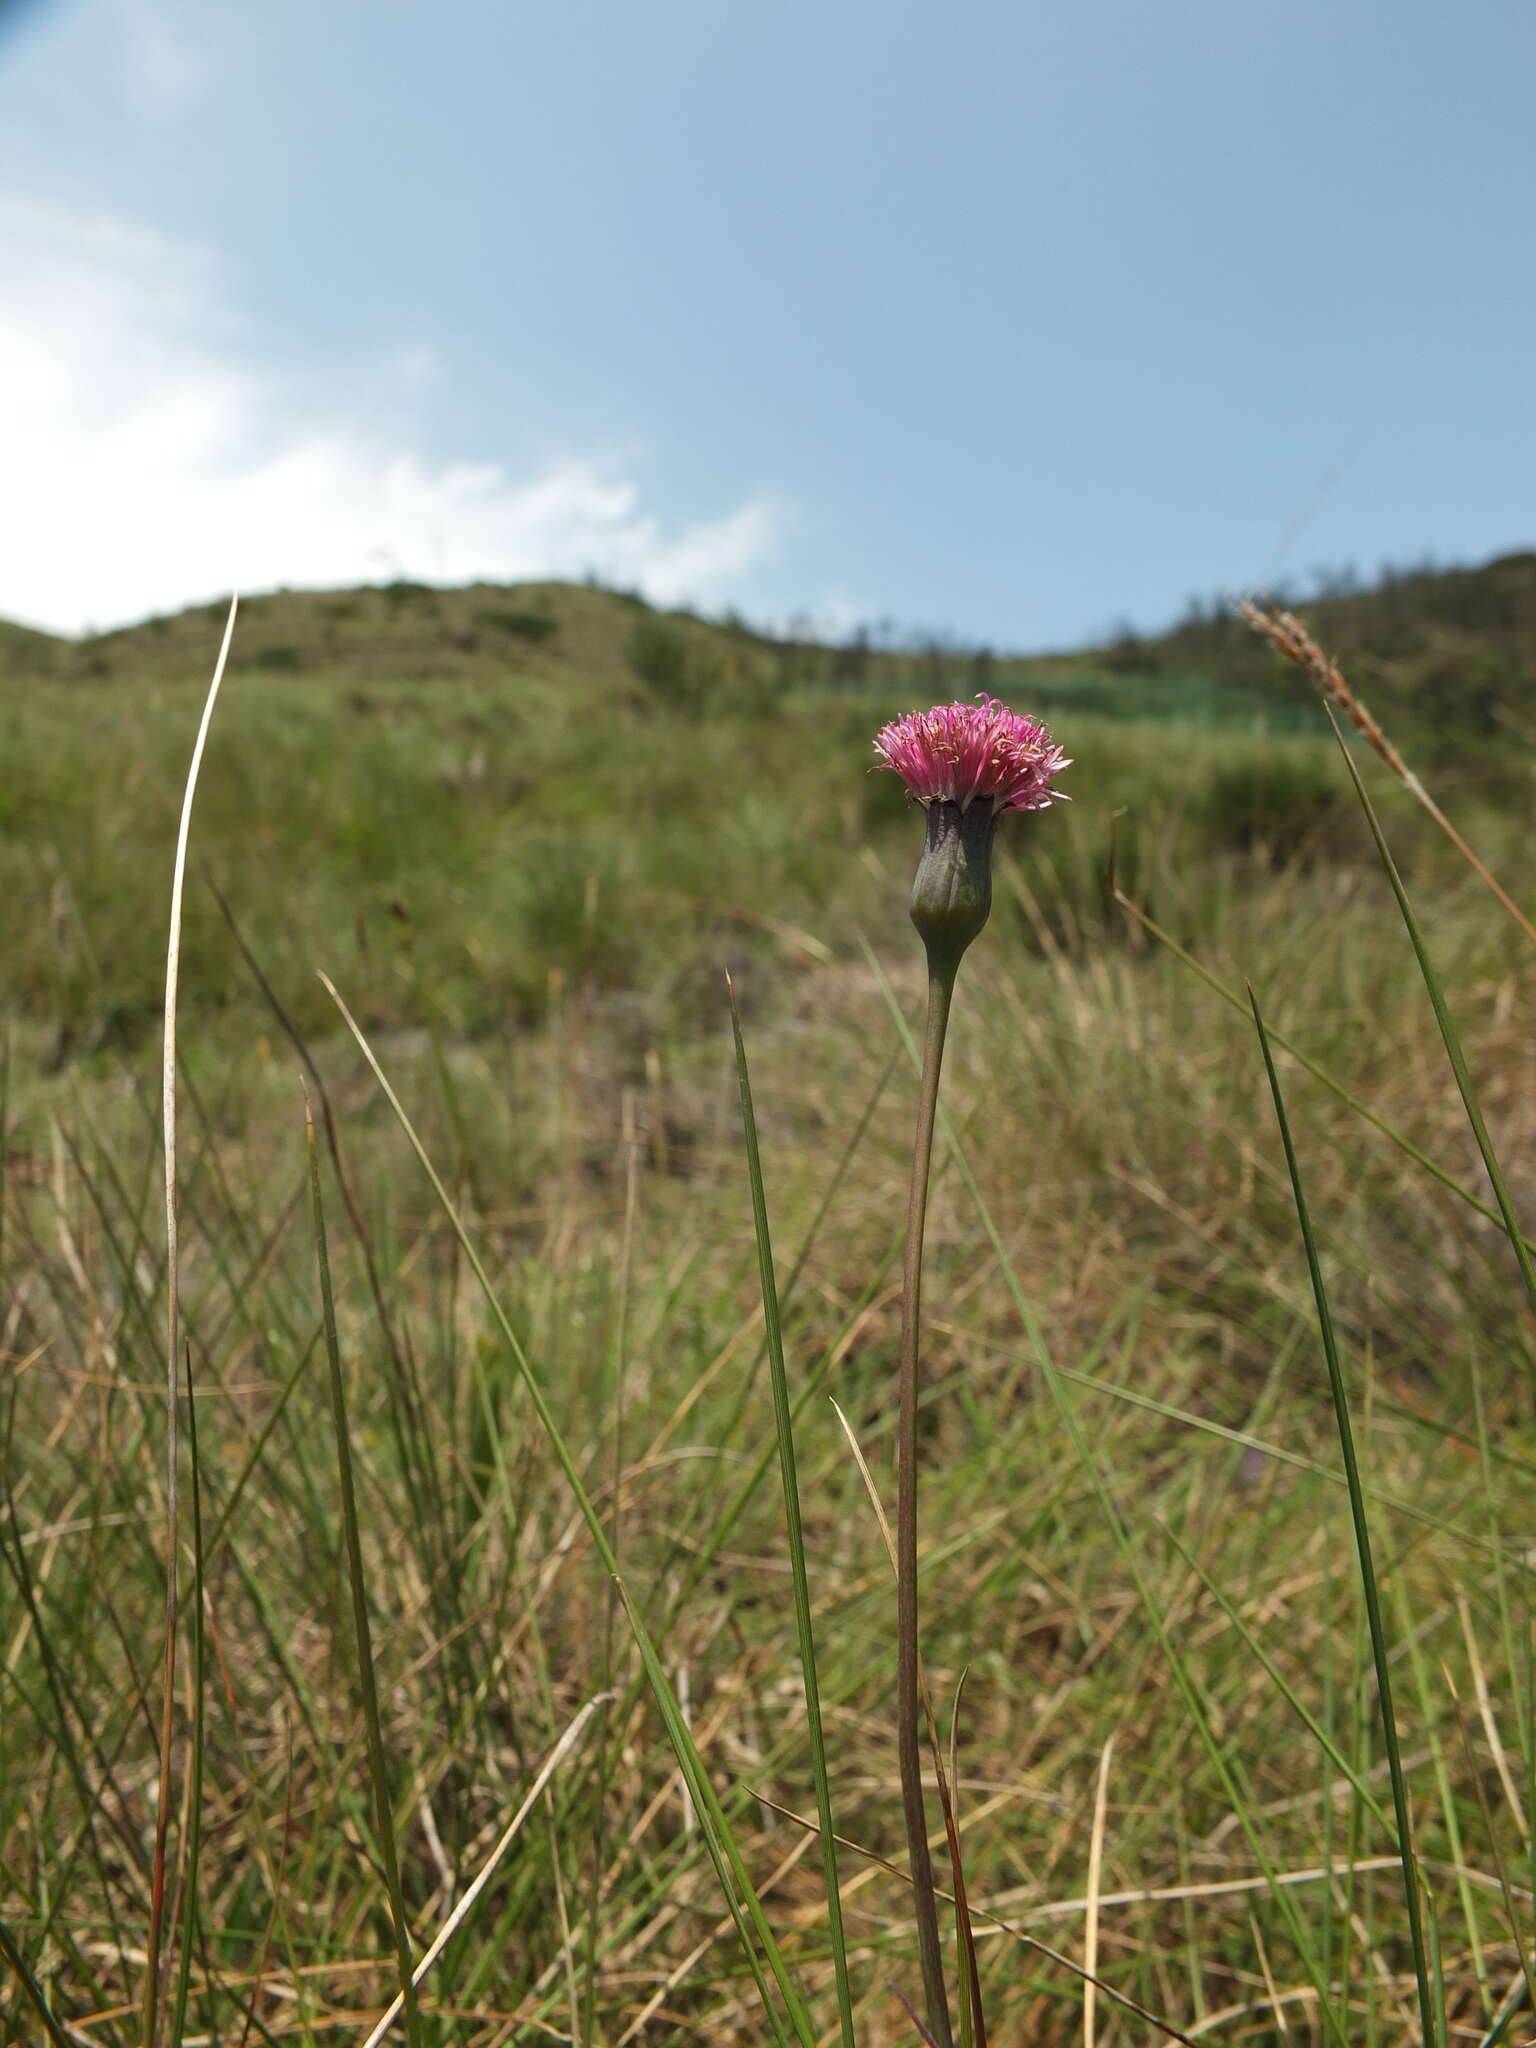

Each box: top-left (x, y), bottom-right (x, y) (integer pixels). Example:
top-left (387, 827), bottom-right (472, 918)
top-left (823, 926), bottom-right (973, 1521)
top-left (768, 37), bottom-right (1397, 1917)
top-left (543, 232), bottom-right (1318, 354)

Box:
top-left (727, 977), bottom-right (856, 2048)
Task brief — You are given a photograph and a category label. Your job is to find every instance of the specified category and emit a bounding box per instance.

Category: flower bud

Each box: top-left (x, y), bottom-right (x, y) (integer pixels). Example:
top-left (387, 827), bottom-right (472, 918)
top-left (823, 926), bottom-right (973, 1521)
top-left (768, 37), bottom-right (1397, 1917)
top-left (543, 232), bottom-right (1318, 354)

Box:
top-left (908, 797), bottom-right (998, 979)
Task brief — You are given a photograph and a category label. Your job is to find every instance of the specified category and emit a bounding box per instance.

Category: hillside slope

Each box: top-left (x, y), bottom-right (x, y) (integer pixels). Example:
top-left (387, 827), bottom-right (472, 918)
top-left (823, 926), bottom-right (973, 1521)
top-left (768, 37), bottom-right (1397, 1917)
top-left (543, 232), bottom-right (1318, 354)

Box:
top-left (1094, 548), bottom-right (1536, 740)
top-left (4, 549), bottom-right (1532, 740)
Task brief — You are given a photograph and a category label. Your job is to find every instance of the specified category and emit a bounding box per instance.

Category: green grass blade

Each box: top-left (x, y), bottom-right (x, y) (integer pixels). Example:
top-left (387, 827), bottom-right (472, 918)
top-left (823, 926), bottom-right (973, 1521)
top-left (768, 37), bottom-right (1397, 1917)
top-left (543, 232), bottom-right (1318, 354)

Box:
top-left (305, 1101), bottom-right (425, 2048)
top-left (727, 976), bottom-right (857, 2048)
top-left (1473, 1957), bottom-right (1531, 2048)
top-left (0, 1916), bottom-right (75, 2048)
top-left (1326, 714), bottom-right (1536, 1320)
top-left (1032, 1355), bottom-right (1516, 1565)
top-left (1157, 1522), bottom-right (1395, 1838)
top-left (1427, 1889), bottom-right (1448, 2039)
top-left (1249, 987), bottom-right (1440, 2048)
top-left (698, 1042), bottom-right (900, 1478)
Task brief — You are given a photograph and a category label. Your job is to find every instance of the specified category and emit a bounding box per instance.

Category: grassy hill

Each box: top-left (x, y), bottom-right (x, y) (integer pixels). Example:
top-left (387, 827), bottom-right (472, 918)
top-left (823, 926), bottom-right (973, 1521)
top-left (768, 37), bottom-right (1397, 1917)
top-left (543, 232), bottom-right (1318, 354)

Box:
top-left (0, 590), bottom-right (1448, 1086)
top-left (2, 558), bottom-right (1535, 2043)
top-left (1123, 548), bottom-right (1536, 744)
top-left (12, 542), bottom-right (1536, 735)
top-left (4, 552), bottom-right (1527, 1076)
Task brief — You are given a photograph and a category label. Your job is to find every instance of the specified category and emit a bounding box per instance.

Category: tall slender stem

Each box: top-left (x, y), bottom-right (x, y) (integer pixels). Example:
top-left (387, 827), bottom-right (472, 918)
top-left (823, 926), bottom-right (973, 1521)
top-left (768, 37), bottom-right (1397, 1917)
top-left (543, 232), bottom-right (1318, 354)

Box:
top-left (897, 963), bottom-right (956, 2048)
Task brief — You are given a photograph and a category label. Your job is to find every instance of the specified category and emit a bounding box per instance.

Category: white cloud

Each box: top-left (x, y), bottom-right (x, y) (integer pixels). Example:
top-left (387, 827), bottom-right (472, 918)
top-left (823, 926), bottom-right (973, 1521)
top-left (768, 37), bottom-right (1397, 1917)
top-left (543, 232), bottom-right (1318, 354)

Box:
top-left (0, 197), bottom-right (780, 635)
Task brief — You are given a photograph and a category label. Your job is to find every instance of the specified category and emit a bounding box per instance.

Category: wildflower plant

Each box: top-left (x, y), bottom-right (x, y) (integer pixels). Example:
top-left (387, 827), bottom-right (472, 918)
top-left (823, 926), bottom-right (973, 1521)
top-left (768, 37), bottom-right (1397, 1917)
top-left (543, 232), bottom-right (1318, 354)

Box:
top-left (874, 696), bottom-right (1069, 2043)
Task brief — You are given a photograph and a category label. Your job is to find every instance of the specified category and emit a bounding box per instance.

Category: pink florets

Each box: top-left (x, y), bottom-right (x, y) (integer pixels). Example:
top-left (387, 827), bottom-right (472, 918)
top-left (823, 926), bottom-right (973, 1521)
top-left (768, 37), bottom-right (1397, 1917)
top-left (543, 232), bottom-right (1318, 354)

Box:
top-left (873, 696), bottom-right (1070, 813)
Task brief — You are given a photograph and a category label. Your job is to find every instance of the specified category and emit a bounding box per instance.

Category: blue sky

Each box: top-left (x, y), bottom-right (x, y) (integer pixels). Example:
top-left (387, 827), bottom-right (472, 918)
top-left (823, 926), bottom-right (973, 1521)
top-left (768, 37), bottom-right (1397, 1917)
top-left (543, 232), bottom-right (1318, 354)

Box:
top-left (1, 0), bottom-right (1533, 644)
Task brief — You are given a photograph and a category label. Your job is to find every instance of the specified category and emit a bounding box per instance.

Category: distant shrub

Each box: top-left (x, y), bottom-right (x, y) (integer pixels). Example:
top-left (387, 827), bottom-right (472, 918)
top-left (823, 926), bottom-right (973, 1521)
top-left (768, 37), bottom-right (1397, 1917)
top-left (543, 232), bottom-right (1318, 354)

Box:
top-left (1414, 651), bottom-right (1512, 738)
top-left (627, 619), bottom-right (719, 710)
top-left (380, 579), bottom-right (437, 607)
top-left (475, 607), bottom-right (558, 645)
top-left (1104, 624), bottom-right (1156, 675)
top-left (1198, 751), bottom-right (1351, 866)
top-left (628, 619), bottom-right (687, 694)
top-left (252, 644), bottom-right (304, 672)
top-left (583, 571), bottom-right (651, 608)
top-left (0, 628), bottom-right (58, 680)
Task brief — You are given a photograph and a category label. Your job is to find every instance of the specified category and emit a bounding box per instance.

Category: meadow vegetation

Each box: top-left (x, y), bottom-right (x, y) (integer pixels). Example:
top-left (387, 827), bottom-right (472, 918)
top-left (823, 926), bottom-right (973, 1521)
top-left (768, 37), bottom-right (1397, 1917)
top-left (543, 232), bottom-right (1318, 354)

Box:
top-left (2, 570), bottom-right (1534, 2044)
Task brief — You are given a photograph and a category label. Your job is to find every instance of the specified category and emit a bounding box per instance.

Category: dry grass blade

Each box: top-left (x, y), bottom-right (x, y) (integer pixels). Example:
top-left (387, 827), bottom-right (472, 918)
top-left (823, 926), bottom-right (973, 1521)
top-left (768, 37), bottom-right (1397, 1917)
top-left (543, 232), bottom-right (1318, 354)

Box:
top-left (1442, 1665), bottom-right (1536, 2028)
top-left (358, 1692), bottom-right (612, 2047)
top-left (1236, 596), bottom-right (1536, 944)
top-left (143, 591), bottom-right (238, 2048)
top-left (1082, 1731), bottom-right (1115, 2048)
top-left (983, 1858), bottom-right (1402, 1923)
top-left (1456, 1594), bottom-right (1530, 1840)
top-left (830, 1397), bottom-right (897, 1569)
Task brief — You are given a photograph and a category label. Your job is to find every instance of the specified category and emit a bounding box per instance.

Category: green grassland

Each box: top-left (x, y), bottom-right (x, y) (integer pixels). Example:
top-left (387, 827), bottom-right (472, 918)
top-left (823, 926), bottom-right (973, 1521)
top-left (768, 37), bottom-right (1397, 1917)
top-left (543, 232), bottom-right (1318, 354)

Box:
top-left (3, 571), bottom-right (1535, 2044)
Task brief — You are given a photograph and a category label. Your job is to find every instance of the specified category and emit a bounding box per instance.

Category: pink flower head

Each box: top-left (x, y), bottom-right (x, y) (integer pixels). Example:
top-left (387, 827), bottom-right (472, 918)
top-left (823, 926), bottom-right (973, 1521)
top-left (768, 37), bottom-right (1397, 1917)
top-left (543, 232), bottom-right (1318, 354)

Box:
top-left (873, 695), bottom-right (1070, 814)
